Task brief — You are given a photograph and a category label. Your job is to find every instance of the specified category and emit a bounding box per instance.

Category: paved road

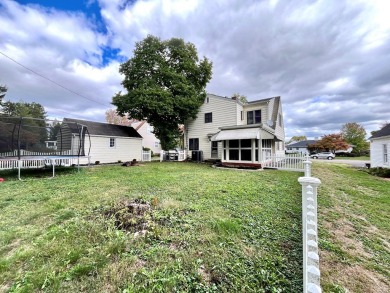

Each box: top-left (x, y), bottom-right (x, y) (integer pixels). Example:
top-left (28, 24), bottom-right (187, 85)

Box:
top-left (311, 158), bottom-right (370, 167)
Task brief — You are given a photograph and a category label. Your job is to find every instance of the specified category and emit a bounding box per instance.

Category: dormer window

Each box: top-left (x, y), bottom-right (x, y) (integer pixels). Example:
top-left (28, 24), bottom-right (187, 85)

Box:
top-left (247, 110), bottom-right (261, 124)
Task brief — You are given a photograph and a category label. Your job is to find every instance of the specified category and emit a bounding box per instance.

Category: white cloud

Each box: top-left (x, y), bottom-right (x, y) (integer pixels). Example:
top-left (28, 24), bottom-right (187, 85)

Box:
top-left (1, 0), bottom-right (389, 138)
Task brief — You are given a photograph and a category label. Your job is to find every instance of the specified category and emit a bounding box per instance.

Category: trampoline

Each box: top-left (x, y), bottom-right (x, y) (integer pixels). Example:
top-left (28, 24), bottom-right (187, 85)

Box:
top-left (0, 116), bottom-right (91, 180)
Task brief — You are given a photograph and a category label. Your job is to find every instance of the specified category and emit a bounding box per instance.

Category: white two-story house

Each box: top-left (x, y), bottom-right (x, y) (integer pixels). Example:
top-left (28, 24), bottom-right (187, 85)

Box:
top-left (185, 94), bottom-right (285, 168)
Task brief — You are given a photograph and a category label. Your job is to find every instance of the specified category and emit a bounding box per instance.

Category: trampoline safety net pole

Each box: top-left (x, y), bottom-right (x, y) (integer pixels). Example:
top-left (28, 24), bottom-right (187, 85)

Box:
top-left (52, 159), bottom-right (55, 178)
top-left (18, 160), bottom-right (22, 180)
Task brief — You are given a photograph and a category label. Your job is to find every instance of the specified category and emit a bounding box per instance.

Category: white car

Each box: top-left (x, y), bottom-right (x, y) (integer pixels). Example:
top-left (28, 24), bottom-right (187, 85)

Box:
top-left (310, 152), bottom-right (335, 160)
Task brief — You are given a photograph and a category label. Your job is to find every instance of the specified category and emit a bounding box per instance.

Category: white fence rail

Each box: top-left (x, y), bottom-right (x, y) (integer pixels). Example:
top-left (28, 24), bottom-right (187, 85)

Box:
top-left (160, 150), bottom-right (186, 162)
top-left (0, 149), bottom-right (73, 157)
top-left (299, 161), bottom-right (322, 293)
top-left (0, 158), bottom-right (74, 170)
top-left (141, 150), bottom-right (152, 162)
top-left (262, 154), bottom-right (306, 172)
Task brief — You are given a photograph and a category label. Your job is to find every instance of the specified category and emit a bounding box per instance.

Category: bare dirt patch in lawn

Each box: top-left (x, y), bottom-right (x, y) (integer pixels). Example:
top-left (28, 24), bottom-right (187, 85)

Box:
top-left (321, 251), bottom-right (390, 293)
top-left (327, 217), bottom-right (372, 259)
top-left (104, 199), bottom-right (152, 232)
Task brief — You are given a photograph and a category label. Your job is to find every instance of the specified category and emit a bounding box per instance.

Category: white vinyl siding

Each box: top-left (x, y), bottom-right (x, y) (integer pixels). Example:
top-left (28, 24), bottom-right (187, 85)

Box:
top-left (273, 102), bottom-right (285, 144)
top-left (370, 138), bottom-right (390, 168)
top-left (237, 103), bottom-right (244, 125)
top-left (186, 95), bottom-right (239, 159)
top-left (83, 136), bottom-right (142, 164)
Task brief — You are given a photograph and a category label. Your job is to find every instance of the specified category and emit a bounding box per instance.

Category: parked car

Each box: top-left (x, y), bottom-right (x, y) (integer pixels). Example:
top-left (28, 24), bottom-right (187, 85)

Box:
top-left (310, 152), bottom-right (335, 160)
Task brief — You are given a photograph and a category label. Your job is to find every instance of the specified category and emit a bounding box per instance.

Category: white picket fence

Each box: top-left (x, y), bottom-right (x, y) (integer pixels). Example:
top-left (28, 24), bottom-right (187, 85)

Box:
top-left (300, 160), bottom-right (322, 293)
top-left (262, 154), bottom-right (306, 172)
top-left (142, 150), bottom-right (152, 162)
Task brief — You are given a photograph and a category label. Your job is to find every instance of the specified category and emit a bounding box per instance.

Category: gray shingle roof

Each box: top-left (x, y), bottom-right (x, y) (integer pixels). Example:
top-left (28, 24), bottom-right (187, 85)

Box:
top-left (287, 140), bottom-right (317, 148)
top-left (63, 118), bottom-right (142, 138)
top-left (370, 124), bottom-right (390, 139)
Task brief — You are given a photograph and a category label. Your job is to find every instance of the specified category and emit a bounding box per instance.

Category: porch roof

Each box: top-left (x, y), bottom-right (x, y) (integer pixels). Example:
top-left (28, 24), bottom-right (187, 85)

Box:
top-left (210, 127), bottom-right (274, 141)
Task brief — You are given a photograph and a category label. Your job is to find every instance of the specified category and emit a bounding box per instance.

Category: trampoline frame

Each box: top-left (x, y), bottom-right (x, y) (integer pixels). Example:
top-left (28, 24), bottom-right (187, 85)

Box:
top-left (0, 116), bottom-right (91, 180)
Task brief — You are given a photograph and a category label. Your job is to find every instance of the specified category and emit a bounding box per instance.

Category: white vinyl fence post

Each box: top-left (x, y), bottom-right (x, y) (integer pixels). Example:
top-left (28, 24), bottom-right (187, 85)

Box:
top-left (304, 156), bottom-right (312, 177)
top-left (160, 150), bottom-right (164, 162)
top-left (299, 176), bottom-right (321, 293)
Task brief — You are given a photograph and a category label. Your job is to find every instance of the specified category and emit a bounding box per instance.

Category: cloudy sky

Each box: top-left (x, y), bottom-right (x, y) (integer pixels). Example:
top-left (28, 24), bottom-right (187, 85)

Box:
top-left (1, 0), bottom-right (389, 139)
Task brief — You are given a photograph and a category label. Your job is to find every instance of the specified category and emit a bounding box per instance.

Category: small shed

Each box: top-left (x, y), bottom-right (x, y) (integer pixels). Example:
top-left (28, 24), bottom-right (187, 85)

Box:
top-left (62, 118), bottom-right (143, 164)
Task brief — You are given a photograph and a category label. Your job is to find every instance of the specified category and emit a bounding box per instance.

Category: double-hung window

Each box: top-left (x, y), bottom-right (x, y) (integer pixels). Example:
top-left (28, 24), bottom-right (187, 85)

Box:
top-left (247, 110), bottom-right (261, 124)
top-left (205, 112), bottom-right (212, 123)
top-left (384, 144), bottom-right (388, 163)
top-left (189, 138), bottom-right (199, 150)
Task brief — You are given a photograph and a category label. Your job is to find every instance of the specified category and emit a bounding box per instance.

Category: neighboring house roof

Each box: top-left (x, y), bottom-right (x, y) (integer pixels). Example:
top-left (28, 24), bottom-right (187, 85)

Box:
top-left (370, 124), bottom-right (390, 139)
top-left (246, 97), bottom-right (273, 104)
top-left (287, 140), bottom-right (317, 148)
top-left (63, 118), bottom-right (142, 138)
top-left (132, 120), bottom-right (146, 131)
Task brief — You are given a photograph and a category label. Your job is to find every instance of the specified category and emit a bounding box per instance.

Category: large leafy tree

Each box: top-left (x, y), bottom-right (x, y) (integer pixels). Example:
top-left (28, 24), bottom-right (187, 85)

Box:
top-left (308, 133), bottom-right (349, 153)
top-left (112, 35), bottom-right (213, 150)
top-left (341, 122), bottom-right (369, 155)
top-left (232, 93), bottom-right (248, 103)
top-left (105, 108), bottom-right (133, 126)
top-left (0, 85), bottom-right (7, 104)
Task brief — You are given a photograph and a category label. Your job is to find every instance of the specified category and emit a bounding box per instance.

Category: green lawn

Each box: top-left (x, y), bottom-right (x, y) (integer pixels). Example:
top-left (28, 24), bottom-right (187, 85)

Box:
top-left (313, 163), bottom-right (390, 292)
top-left (1, 162), bottom-right (388, 292)
top-left (0, 163), bottom-right (303, 292)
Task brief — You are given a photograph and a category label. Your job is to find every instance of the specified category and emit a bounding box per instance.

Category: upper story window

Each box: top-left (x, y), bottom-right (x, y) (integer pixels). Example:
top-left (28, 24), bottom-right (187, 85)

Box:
top-left (279, 113), bottom-right (282, 127)
top-left (241, 111), bottom-right (243, 121)
top-left (109, 138), bottom-right (116, 148)
top-left (206, 97), bottom-right (209, 103)
top-left (205, 112), bottom-right (212, 123)
top-left (247, 110), bottom-right (261, 124)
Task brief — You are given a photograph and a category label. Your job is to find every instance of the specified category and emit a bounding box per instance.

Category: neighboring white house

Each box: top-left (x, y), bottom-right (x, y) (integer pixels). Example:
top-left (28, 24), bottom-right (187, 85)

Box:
top-left (286, 140), bottom-right (317, 155)
top-left (185, 94), bottom-right (285, 168)
top-left (62, 118), bottom-right (143, 164)
top-left (286, 140), bottom-right (353, 155)
top-left (370, 124), bottom-right (390, 168)
top-left (131, 120), bottom-right (162, 154)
